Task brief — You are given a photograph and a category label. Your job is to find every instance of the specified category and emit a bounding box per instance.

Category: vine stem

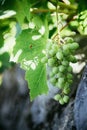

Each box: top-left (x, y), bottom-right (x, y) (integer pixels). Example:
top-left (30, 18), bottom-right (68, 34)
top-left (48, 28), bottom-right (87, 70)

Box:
top-left (48, 0), bottom-right (77, 10)
top-left (56, 0), bottom-right (61, 44)
top-left (52, 15), bottom-right (77, 40)
top-left (30, 8), bottom-right (73, 14)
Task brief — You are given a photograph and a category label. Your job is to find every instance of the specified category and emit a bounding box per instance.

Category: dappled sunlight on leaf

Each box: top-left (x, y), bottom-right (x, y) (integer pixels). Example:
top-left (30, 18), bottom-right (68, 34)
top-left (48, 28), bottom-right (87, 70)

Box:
top-left (32, 35), bottom-right (41, 40)
top-left (25, 62), bottom-right (48, 100)
top-left (13, 28), bottom-right (48, 99)
top-left (12, 49), bottom-right (22, 62)
top-left (21, 57), bottom-right (39, 70)
top-left (29, 22), bottom-right (35, 29)
top-left (39, 26), bottom-right (45, 35)
top-left (0, 10), bottom-right (16, 20)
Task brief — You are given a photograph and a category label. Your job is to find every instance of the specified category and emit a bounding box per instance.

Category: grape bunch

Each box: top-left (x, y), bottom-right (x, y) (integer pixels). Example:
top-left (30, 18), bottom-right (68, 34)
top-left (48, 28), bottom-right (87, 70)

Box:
top-left (41, 37), bottom-right (79, 105)
top-left (78, 10), bottom-right (87, 35)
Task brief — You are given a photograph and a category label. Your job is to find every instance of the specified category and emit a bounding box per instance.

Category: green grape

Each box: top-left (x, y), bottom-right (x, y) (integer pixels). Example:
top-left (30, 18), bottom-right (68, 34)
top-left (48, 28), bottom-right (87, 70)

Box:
top-left (48, 58), bottom-right (56, 66)
top-left (59, 65), bottom-right (66, 72)
top-left (52, 44), bottom-right (58, 50)
top-left (64, 82), bottom-right (70, 88)
top-left (72, 42), bottom-right (79, 49)
top-left (63, 86), bottom-right (70, 94)
top-left (65, 37), bottom-right (74, 43)
top-left (49, 49), bottom-right (56, 56)
top-left (69, 55), bottom-right (77, 63)
top-left (63, 95), bottom-right (69, 103)
top-left (56, 72), bottom-right (63, 78)
top-left (55, 82), bottom-right (61, 89)
top-left (44, 38), bottom-right (79, 104)
top-left (62, 48), bottom-right (70, 56)
top-left (58, 77), bottom-right (65, 84)
top-left (67, 73), bottom-right (73, 79)
top-left (50, 72), bottom-right (55, 77)
top-left (67, 43), bottom-right (73, 49)
top-left (41, 56), bottom-right (48, 63)
top-left (68, 79), bottom-right (73, 84)
top-left (69, 44), bottom-right (74, 50)
top-left (50, 77), bottom-right (56, 84)
top-left (69, 42), bottom-right (79, 50)
top-left (59, 98), bottom-right (65, 105)
top-left (67, 66), bottom-right (72, 72)
top-left (62, 44), bottom-right (69, 51)
top-left (79, 10), bottom-right (87, 20)
top-left (46, 42), bottom-right (52, 50)
top-left (54, 94), bottom-right (61, 101)
top-left (52, 67), bottom-right (58, 74)
top-left (62, 60), bottom-right (69, 66)
top-left (72, 57), bottom-right (77, 63)
top-left (56, 51), bottom-right (63, 60)
top-left (56, 81), bottom-right (64, 89)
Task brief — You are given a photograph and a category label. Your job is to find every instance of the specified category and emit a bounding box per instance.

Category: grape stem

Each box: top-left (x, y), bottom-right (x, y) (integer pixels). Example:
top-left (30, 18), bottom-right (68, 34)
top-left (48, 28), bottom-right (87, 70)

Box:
top-left (56, 0), bottom-right (61, 44)
top-left (48, 0), bottom-right (77, 10)
top-left (30, 8), bottom-right (74, 14)
top-left (52, 15), bottom-right (77, 40)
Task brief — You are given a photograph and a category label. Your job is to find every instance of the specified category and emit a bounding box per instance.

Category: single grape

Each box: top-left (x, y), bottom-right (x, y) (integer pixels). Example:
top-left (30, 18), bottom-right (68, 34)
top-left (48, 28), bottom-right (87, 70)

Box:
top-left (56, 72), bottom-right (63, 78)
top-left (50, 77), bottom-right (56, 84)
top-left (54, 94), bottom-right (61, 101)
top-left (59, 98), bottom-right (65, 105)
top-left (52, 67), bottom-right (58, 74)
top-left (69, 55), bottom-right (77, 63)
top-left (67, 66), bottom-right (72, 72)
top-left (41, 56), bottom-right (48, 63)
top-left (64, 82), bottom-right (70, 88)
top-left (64, 37), bottom-right (74, 43)
top-left (56, 80), bottom-right (64, 89)
top-left (52, 44), bottom-right (59, 50)
top-left (56, 51), bottom-right (63, 60)
top-left (49, 49), bottom-right (56, 56)
top-left (62, 44), bottom-right (69, 51)
top-left (63, 87), bottom-right (70, 94)
top-left (50, 72), bottom-right (55, 77)
top-left (59, 65), bottom-right (66, 73)
top-left (63, 95), bottom-right (69, 103)
top-left (62, 60), bottom-right (69, 66)
top-left (68, 79), bottom-right (73, 84)
top-left (58, 77), bottom-right (65, 84)
top-left (69, 42), bottom-right (79, 50)
top-left (71, 56), bottom-right (77, 62)
top-left (46, 42), bottom-right (52, 50)
top-left (67, 73), bottom-right (73, 79)
top-left (62, 48), bottom-right (70, 56)
top-left (72, 42), bottom-right (79, 49)
top-left (48, 58), bottom-right (56, 66)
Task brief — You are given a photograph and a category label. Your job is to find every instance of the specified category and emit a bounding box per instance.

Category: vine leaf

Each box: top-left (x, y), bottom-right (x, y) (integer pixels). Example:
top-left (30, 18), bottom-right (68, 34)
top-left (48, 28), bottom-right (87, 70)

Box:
top-left (0, 0), bottom-right (30, 25)
top-left (0, 52), bottom-right (10, 73)
top-left (13, 29), bottom-right (48, 100)
top-left (25, 62), bottom-right (48, 100)
top-left (13, 0), bottom-right (30, 24)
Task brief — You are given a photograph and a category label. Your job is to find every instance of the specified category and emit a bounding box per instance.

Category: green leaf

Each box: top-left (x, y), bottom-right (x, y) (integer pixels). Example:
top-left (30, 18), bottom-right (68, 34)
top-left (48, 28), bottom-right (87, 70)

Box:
top-left (0, 0), bottom-right (30, 24)
top-left (13, 29), bottom-right (48, 100)
top-left (78, 0), bottom-right (87, 12)
top-left (32, 15), bottom-right (44, 29)
top-left (0, 52), bottom-right (10, 73)
top-left (13, 0), bottom-right (30, 24)
top-left (25, 62), bottom-right (48, 100)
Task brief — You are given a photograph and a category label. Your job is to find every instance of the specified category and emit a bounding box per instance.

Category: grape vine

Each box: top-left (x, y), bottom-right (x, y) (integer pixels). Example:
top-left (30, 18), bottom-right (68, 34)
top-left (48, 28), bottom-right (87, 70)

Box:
top-left (0, 0), bottom-right (86, 104)
top-left (41, 1), bottom-right (79, 104)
